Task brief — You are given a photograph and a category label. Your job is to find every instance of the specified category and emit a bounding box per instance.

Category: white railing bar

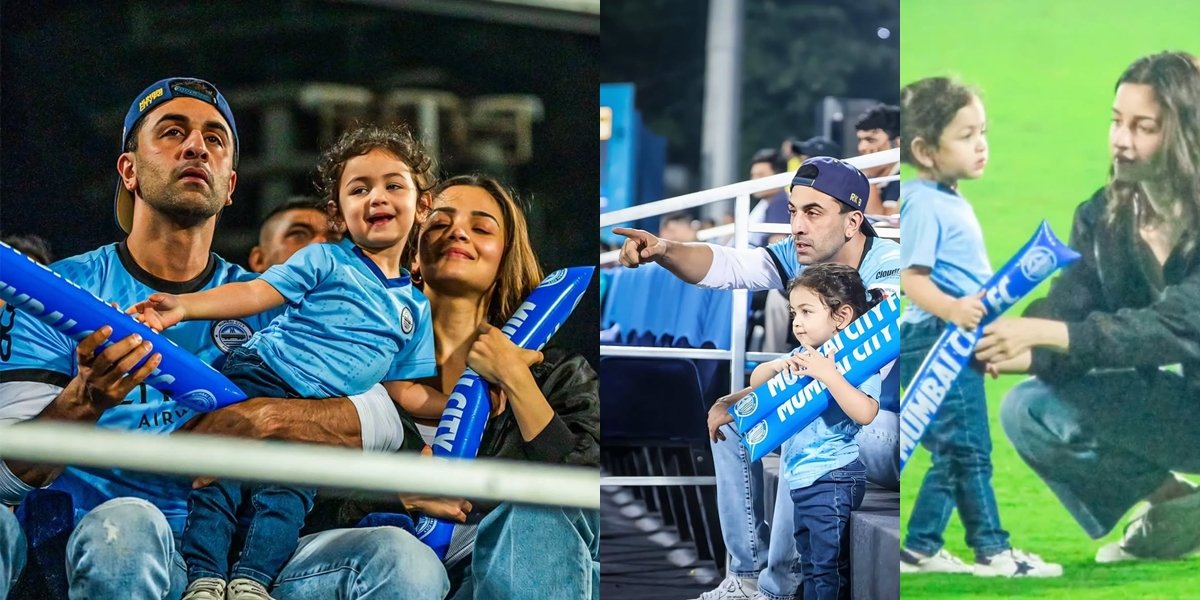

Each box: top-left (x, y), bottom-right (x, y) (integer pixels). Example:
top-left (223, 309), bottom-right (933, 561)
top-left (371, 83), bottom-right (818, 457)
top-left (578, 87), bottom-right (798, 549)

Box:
top-left (729, 193), bottom-right (749, 394)
top-left (599, 148), bottom-right (899, 227)
top-left (601, 345), bottom-right (777, 363)
top-left (0, 422), bottom-right (600, 509)
top-left (601, 476), bottom-right (717, 486)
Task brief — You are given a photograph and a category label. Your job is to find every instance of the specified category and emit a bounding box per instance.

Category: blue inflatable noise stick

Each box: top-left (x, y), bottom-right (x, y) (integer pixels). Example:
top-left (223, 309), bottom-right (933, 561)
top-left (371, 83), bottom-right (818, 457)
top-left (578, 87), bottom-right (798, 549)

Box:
top-left (729, 295), bottom-right (900, 435)
top-left (414, 266), bottom-right (595, 558)
top-left (0, 241), bottom-right (247, 411)
top-left (739, 298), bottom-right (900, 462)
top-left (898, 221), bottom-right (1081, 472)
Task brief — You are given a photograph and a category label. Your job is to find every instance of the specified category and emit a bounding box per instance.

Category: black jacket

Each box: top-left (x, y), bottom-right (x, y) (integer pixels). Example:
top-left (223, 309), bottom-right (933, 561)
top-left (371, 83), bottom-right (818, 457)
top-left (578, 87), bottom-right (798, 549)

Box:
top-left (303, 346), bottom-right (599, 533)
top-left (1024, 187), bottom-right (1200, 387)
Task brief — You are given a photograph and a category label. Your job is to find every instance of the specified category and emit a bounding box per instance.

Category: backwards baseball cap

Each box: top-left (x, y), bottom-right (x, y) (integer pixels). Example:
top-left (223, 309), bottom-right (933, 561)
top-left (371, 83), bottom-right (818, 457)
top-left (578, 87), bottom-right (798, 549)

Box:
top-left (114, 77), bottom-right (239, 233)
top-left (792, 136), bottom-right (842, 159)
top-left (789, 156), bottom-right (876, 237)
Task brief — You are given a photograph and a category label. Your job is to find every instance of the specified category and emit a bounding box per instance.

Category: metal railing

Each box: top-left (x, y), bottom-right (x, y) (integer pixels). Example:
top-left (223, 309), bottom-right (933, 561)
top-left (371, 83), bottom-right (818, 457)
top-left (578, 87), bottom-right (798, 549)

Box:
top-left (600, 147), bottom-right (900, 395)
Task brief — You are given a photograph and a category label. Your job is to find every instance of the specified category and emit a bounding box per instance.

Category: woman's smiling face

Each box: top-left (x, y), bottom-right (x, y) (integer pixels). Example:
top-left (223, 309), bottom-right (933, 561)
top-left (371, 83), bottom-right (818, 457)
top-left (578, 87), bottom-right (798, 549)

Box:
top-left (418, 184), bottom-right (508, 294)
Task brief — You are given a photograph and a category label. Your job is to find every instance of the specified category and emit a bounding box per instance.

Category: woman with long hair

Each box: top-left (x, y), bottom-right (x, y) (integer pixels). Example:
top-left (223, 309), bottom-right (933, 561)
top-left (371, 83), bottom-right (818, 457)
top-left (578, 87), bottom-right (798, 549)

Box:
top-left (374, 174), bottom-right (600, 599)
top-left (975, 51), bottom-right (1200, 563)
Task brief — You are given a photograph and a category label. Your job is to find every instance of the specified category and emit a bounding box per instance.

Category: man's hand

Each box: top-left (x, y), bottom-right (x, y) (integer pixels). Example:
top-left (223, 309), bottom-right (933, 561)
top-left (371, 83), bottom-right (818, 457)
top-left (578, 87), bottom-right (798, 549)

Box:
top-left (708, 387), bottom-right (752, 442)
top-left (74, 325), bottom-right (161, 412)
top-left (613, 227), bottom-right (670, 268)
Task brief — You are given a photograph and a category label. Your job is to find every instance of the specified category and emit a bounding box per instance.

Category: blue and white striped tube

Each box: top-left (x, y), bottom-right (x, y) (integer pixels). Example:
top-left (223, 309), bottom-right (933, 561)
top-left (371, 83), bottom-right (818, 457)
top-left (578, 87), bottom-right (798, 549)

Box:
top-left (0, 241), bottom-right (246, 411)
top-left (415, 266), bottom-right (595, 558)
top-left (730, 296), bottom-right (900, 434)
top-left (898, 221), bottom-right (1081, 471)
top-left (742, 315), bottom-right (900, 462)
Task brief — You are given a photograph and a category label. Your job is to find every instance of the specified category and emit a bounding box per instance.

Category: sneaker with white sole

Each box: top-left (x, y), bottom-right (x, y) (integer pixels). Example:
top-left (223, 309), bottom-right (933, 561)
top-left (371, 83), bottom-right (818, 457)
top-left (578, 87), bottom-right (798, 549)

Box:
top-left (181, 578), bottom-right (226, 600)
top-left (899, 547), bottom-right (973, 574)
top-left (974, 548), bottom-right (1062, 577)
top-left (1096, 488), bottom-right (1200, 563)
top-left (693, 576), bottom-right (759, 600)
top-left (227, 578), bottom-right (275, 600)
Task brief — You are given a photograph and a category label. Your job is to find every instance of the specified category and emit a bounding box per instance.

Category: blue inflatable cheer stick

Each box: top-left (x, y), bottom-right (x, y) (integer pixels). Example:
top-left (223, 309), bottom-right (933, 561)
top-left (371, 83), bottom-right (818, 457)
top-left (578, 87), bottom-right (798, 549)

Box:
top-left (414, 266), bottom-right (595, 558)
top-left (0, 242), bottom-right (246, 411)
top-left (898, 221), bottom-right (1081, 471)
top-left (742, 302), bottom-right (900, 462)
top-left (730, 296), bottom-right (900, 434)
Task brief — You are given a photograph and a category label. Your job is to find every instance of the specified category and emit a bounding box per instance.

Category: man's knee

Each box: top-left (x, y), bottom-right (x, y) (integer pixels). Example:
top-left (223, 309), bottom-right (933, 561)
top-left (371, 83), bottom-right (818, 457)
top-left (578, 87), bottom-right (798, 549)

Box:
top-left (68, 497), bottom-right (172, 566)
top-left (359, 527), bottom-right (449, 596)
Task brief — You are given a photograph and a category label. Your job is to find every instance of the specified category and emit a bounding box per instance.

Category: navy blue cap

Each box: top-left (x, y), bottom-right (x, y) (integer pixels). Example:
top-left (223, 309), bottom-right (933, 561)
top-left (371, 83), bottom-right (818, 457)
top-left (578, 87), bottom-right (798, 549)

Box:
top-left (115, 77), bottom-right (239, 233)
top-left (796, 136), bottom-right (842, 159)
top-left (789, 156), bottom-right (876, 237)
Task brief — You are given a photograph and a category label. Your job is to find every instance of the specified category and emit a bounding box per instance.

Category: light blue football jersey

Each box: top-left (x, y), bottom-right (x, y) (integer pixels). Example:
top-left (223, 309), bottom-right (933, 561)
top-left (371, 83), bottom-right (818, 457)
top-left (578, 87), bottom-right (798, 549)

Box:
top-left (899, 179), bottom-right (993, 324)
top-left (0, 242), bottom-right (278, 532)
top-left (781, 371), bottom-right (881, 490)
top-left (251, 237), bottom-right (435, 397)
top-left (765, 235), bottom-right (900, 295)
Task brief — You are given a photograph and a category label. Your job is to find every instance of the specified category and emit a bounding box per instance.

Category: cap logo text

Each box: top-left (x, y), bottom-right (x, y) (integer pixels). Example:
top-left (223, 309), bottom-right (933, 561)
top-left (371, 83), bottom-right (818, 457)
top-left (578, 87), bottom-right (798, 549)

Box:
top-left (139, 87), bottom-right (164, 112)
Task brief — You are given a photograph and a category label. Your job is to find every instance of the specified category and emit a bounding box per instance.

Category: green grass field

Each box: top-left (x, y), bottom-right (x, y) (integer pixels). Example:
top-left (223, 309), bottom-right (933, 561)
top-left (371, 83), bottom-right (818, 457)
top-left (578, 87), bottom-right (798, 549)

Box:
top-left (900, 1), bottom-right (1200, 597)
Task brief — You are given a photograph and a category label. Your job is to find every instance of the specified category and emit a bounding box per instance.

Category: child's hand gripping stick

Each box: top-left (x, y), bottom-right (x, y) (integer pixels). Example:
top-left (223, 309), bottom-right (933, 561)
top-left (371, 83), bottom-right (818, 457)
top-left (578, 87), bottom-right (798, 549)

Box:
top-left (898, 221), bottom-right (1081, 471)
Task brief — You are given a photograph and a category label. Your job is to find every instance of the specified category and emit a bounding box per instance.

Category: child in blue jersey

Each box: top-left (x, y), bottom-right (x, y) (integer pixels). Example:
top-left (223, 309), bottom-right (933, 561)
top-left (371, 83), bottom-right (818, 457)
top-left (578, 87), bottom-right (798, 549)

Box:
top-left (897, 77), bottom-right (1061, 577)
top-left (132, 124), bottom-right (444, 600)
top-left (747, 263), bottom-right (882, 600)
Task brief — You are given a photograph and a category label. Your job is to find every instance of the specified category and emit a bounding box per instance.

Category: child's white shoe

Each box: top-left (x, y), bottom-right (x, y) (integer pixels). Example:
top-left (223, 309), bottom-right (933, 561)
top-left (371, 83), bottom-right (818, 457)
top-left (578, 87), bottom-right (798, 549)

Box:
top-left (973, 548), bottom-right (1062, 577)
top-left (899, 547), bottom-right (973, 574)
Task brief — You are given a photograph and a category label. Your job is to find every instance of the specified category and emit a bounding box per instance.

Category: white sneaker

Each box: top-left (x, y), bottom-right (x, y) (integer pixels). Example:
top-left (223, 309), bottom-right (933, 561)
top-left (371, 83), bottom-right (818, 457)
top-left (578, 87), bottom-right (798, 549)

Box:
top-left (181, 578), bottom-right (226, 600)
top-left (974, 548), bottom-right (1063, 577)
top-left (695, 576), bottom-right (759, 600)
top-left (226, 578), bottom-right (275, 600)
top-left (899, 547), bottom-right (973, 574)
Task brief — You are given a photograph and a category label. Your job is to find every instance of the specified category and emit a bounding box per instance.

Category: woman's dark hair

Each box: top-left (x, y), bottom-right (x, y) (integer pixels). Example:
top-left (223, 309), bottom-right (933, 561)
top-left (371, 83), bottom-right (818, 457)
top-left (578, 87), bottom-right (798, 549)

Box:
top-left (787, 263), bottom-right (884, 322)
top-left (315, 123), bottom-right (438, 227)
top-left (899, 77), bottom-right (978, 169)
top-left (1104, 51), bottom-right (1200, 255)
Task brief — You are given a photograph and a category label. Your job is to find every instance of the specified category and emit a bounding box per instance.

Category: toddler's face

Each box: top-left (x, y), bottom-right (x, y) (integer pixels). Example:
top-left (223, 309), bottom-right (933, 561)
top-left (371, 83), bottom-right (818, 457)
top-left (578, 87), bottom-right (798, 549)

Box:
top-left (932, 97), bottom-right (988, 182)
top-left (336, 149), bottom-right (419, 251)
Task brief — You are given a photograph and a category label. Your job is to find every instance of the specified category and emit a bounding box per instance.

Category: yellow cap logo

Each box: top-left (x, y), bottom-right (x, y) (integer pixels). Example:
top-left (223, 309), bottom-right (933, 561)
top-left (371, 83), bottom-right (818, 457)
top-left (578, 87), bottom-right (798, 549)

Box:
top-left (850, 192), bottom-right (862, 204)
top-left (138, 87), bottom-right (165, 112)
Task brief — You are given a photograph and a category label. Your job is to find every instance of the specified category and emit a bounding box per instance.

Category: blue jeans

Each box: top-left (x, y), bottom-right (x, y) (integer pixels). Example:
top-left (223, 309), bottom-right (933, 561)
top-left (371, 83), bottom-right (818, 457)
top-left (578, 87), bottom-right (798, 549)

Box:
top-left (180, 344), bottom-right (314, 586)
top-left (900, 318), bottom-right (1009, 557)
top-left (448, 502), bottom-right (600, 600)
top-left (182, 482), bottom-right (315, 585)
top-left (1, 507), bottom-right (25, 600)
top-left (1002, 370), bottom-right (1200, 538)
top-left (711, 411), bottom-right (898, 600)
top-left (789, 459), bottom-right (866, 600)
top-left (64, 497), bottom-right (447, 599)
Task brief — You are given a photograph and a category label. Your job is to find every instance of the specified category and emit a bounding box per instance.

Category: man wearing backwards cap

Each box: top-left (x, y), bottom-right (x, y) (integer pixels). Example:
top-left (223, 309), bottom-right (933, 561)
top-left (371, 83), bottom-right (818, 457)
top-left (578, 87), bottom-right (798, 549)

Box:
top-left (0, 78), bottom-right (446, 599)
top-left (615, 156), bottom-right (900, 600)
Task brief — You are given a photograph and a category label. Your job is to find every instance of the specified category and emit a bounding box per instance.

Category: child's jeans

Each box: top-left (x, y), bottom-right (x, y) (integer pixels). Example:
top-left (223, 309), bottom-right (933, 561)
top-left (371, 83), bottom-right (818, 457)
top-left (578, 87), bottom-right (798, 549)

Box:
top-left (900, 318), bottom-right (1010, 557)
top-left (788, 458), bottom-right (866, 600)
top-left (180, 344), bottom-right (316, 586)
